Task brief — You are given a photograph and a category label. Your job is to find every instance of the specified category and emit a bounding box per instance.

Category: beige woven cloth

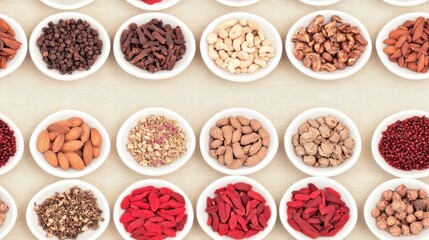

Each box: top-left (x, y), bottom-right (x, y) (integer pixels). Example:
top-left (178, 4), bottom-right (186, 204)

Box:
top-left (0, 0), bottom-right (429, 239)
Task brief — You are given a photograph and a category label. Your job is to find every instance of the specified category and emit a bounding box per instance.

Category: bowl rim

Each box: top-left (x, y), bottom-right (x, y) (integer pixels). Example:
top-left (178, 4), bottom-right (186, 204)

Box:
top-left (371, 109), bottom-right (429, 178)
top-left (29, 11), bottom-right (111, 81)
top-left (199, 107), bottom-right (279, 175)
top-left (126, 0), bottom-right (181, 11)
top-left (216, 0), bottom-right (260, 7)
top-left (29, 109), bottom-right (111, 179)
top-left (113, 12), bottom-right (196, 80)
top-left (363, 178), bottom-right (429, 240)
top-left (285, 9), bottom-right (372, 80)
top-left (382, 0), bottom-right (428, 6)
top-left (25, 179), bottom-right (110, 240)
top-left (279, 176), bottom-right (358, 240)
top-left (200, 11), bottom-right (283, 82)
top-left (299, 0), bottom-right (342, 6)
top-left (0, 113), bottom-right (24, 176)
top-left (0, 186), bottom-right (18, 239)
top-left (40, 0), bottom-right (94, 10)
top-left (375, 12), bottom-right (429, 80)
top-left (284, 107), bottom-right (362, 177)
top-left (0, 13), bottom-right (28, 79)
top-left (196, 175), bottom-right (277, 240)
top-left (113, 178), bottom-right (194, 240)
top-left (116, 107), bottom-right (196, 176)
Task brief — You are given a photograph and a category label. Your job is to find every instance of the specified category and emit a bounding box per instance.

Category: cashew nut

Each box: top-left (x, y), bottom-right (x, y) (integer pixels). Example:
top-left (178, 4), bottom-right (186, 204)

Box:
top-left (254, 58), bottom-right (267, 68)
top-left (207, 33), bottom-right (218, 45)
top-left (239, 54), bottom-right (254, 68)
top-left (229, 24), bottom-right (243, 40)
top-left (224, 38), bottom-right (233, 52)
top-left (259, 46), bottom-right (275, 55)
top-left (215, 58), bottom-right (223, 67)
top-left (239, 19), bottom-right (248, 26)
top-left (248, 21), bottom-right (260, 31)
top-left (218, 50), bottom-right (229, 60)
top-left (248, 63), bottom-right (260, 73)
top-left (215, 41), bottom-right (228, 51)
top-left (227, 58), bottom-right (240, 73)
top-left (218, 29), bottom-right (229, 39)
top-left (241, 41), bottom-right (256, 53)
top-left (246, 33), bottom-right (254, 47)
top-left (216, 19), bottom-right (238, 32)
top-left (262, 39), bottom-right (272, 46)
top-left (257, 28), bottom-right (265, 41)
top-left (237, 51), bottom-right (250, 61)
top-left (209, 45), bottom-right (219, 60)
top-left (233, 38), bottom-right (243, 51)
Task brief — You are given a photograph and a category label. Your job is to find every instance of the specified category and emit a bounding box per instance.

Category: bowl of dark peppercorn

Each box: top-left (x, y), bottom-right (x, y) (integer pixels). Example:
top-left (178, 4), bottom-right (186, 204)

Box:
top-left (0, 113), bottom-right (24, 176)
top-left (29, 12), bottom-right (110, 81)
top-left (113, 12), bottom-right (196, 80)
top-left (40, 0), bottom-right (94, 10)
top-left (372, 110), bottom-right (429, 178)
top-left (0, 186), bottom-right (18, 239)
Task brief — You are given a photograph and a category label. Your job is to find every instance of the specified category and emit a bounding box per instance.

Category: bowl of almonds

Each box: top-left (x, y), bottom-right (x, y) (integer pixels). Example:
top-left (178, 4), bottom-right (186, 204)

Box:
top-left (29, 109), bottom-right (110, 178)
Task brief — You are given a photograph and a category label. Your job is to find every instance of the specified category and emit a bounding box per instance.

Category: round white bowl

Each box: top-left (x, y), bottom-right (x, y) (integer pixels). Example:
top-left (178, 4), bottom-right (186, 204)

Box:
top-left (280, 177), bottom-right (357, 240)
top-left (299, 0), bottom-right (342, 6)
top-left (29, 12), bottom-right (110, 81)
top-left (284, 107), bottom-right (362, 177)
top-left (383, 0), bottom-right (428, 6)
top-left (371, 110), bottom-right (429, 178)
top-left (26, 179), bottom-right (110, 240)
top-left (376, 12), bottom-right (429, 80)
top-left (0, 113), bottom-right (24, 176)
top-left (40, 0), bottom-right (94, 9)
top-left (29, 109), bottom-right (111, 179)
top-left (0, 14), bottom-right (27, 79)
top-left (114, 179), bottom-right (194, 240)
top-left (364, 178), bottom-right (429, 240)
top-left (113, 13), bottom-right (195, 80)
top-left (216, 0), bottom-right (260, 7)
top-left (285, 10), bottom-right (372, 80)
top-left (200, 108), bottom-right (278, 175)
top-left (126, 0), bottom-right (180, 11)
top-left (196, 175), bottom-right (277, 240)
top-left (117, 107), bottom-right (195, 176)
top-left (200, 12), bottom-right (282, 82)
top-left (0, 186), bottom-right (17, 239)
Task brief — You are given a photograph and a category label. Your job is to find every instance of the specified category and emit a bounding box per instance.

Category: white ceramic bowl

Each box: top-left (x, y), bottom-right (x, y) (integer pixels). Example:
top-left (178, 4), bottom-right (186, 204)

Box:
top-left (126, 0), bottom-right (180, 11)
top-left (0, 113), bottom-right (24, 176)
top-left (0, 186), bottom-right (17, 239)
top-left (200, 12), bottom-right (282, 82)
top-left (26, 179), bottom-right (110, 240)
top-left (376, 12), bottom-right (429, 80)
top-left (284, 107), bottom-right (362, 177)
top-left (40, 0), bottom-right (94, 9)
top-left (0, 14), bottom-right (27, 79)
top-left (196, 175), bottom-right (277, 240)
top-left (200, 108), bottom-right (278, 175)
top-left (286, 10), bottom-right (372, 80)
top-left (364, 178), bottom-right (429, 240)
top-left (117, 107), bottom-right (195, 176)
top-left (29, 109), bottom-right (111, 179)
top-left (300, 0), bottom-right (342, 6)
top-left (383, 0), bottom-right (428, 6)
top-left (113, 13), bottom-right (195, 80)
top-left (29, 12), bottom-right (110, 81)
top-left (279, 177), bottom-right (358, 240)
top-left (114, 179), bottom-right (194, 240)
top-left (371, 110), bottom-right (429, 178)
top-left (216, 0), bottom-right (260, 7)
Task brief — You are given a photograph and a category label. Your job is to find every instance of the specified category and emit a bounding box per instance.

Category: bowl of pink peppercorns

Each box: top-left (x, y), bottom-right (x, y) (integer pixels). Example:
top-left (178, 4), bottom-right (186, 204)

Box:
top-left (126, 0), bottom-right (180, 11)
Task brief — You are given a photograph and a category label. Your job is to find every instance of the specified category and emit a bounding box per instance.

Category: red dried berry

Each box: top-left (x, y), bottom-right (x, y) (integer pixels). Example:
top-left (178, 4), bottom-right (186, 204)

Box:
top-left (0, 119), bottom-right (16, 168)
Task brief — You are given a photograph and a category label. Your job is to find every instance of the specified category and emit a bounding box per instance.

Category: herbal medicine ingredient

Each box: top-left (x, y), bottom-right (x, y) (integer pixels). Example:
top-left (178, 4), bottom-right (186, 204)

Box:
top-left (0, 119), bottom-right (16, 168)
top-left (142, 0), bottom-right (162, 4)
top-left (0, 199), bottom-right (9, 227)
top-left (0, 18), bottom-right (22, 69)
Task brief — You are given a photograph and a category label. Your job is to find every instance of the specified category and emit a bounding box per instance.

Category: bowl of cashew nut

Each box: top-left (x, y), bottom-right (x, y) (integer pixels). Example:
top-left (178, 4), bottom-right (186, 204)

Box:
top-left (200, 12), bottom-right (282, 82)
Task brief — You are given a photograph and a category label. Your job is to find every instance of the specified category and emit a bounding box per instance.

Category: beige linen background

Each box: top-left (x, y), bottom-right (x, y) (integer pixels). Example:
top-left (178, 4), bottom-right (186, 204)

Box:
top-left (1, 0), bottom-right (429, 239)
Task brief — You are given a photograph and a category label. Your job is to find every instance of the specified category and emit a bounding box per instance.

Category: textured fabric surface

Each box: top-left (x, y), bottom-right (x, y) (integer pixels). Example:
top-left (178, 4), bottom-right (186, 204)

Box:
top-left (0, 0), bottom-right (429, 239)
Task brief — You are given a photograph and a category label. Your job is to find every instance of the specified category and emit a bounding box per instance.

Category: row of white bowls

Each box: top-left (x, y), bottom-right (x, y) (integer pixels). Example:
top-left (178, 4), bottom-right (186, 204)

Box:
top-left (2, 11), bottom-right (429, 81)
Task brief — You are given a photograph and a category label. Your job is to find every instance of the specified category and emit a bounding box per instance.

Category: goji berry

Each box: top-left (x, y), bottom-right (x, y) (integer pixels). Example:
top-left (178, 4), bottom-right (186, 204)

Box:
top-left (142, 0), bottom-right (162, 5)
top-left (121, 195), bottom-right (132, 209)
top-left (227, 229), bottom-right (246, 239)
top-left (247, 190), bottom-right (266, 203)
top-left (234, 182), bottom-right (252, 192)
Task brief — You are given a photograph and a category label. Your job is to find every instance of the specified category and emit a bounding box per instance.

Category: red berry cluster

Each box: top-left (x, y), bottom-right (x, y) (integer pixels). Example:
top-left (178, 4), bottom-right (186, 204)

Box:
top-left (0, 119), bottom-right (16, 167)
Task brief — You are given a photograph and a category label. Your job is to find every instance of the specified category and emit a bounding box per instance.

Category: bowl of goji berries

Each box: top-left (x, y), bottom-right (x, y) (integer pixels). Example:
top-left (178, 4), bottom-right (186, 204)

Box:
top-left (0, 113), bottom-right (24, 176)
top-left (196, 175), bottom-right (277, 240)
top-left (114, 179), bottom-right (194, 240)
top-left (127, 0), bottom-right (180, 11)
top-left (279, 177), bottom-right (358, 239)
top-left (216, 0), bottom-right (260, 7)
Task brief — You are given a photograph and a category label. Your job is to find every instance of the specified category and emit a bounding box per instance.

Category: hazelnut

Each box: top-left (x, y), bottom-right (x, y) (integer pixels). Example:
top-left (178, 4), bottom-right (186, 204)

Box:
top-left (419, 189), bottom-right (427, 199)
top-left (382, 190), bottom-right (394, 201)
top-left (386, 216), bottom-right (396, 226)
top-left (376, 219), bottom-right (387, 230)
top-left (406, 214), bottom-right (417, 223)
top-left (395, 211), bottom-right (406, 221)
top-left (410, 221), bottom-right (423, 235)
top-left (423, 218), bottom-right (429, 228)
top-left (388, 225), bottom-right (401, 237)
top-left (402, 225), bottom-right (411, 235)
top-left (391, 200), bottom-right (406, 212)
top-left (405, 204), bottom-right (414, 214)
top-left (412, 199), bottom-right (427, 211)
top-left (377, 200), bottom-right (388, 211)
top-left (415, 210), bottom-right (424, 220)
top-left (396, 185), bottom-right (407, 197)
top-left (371, 208), bottom-right (381, 218)
top-left (385, 205), bottom-right (395, 216)
top-left (392, 192), bottom-right (401, 201)
top-left (407, 189), bottom-right (419, 201)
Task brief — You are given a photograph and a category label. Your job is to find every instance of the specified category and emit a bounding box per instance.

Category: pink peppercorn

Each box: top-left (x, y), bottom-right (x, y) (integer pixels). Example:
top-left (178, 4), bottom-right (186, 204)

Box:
top-left (379, 116), bottom-right (429, 171)
top-left (0, 119), bottom-right (16, 167)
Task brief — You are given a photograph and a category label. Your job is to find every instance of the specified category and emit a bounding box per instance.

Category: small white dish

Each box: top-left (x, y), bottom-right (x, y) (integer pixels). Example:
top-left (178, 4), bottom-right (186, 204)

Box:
top-left (0, 113), bottom-right (24, 176)
top-left (200, 12), bottom-right (282, 82)
top-left (364, 178), bottom-right (429, 240)
top-left (0, 186), bottom-right (17, 239)
top-left (29, 109), bottom-right (111, 179)
top-left (300, 0), bottom-right (342, 6)
top-left (0, 14), bottom-right (27, 79)
top-left (200, 108), bottom-right (278, 175)
top-left (40, 0), bottom-right (94, 9)
top-left (285, 10), bottom-right (372, 80)
top-left (376, 12), bottom-right (429, 80)
top-left (126, 0), bottom-right (180, 11)
top-left (284, 107), bottom-right (362, 177)
top-left (217, 0), bottom-right (260, 7)
top-left (383, 0), bottom-right (428, 6)
top-left (113, 13), bottom-right (195, 80)
top-left (114, 179), bottom-right (194, 240)
top-left (29, 12), bottom-right (110, 81)
top-left (117, 107), bottom-right (195, 176)
top-left (26, 179), bottom-right (110, 240)
top-left (196, 175), bottom-right (277, 240)
top-left (279, 177), bottom-right (358, 240)
top-left (371, 110), bottom-right (429, 178)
